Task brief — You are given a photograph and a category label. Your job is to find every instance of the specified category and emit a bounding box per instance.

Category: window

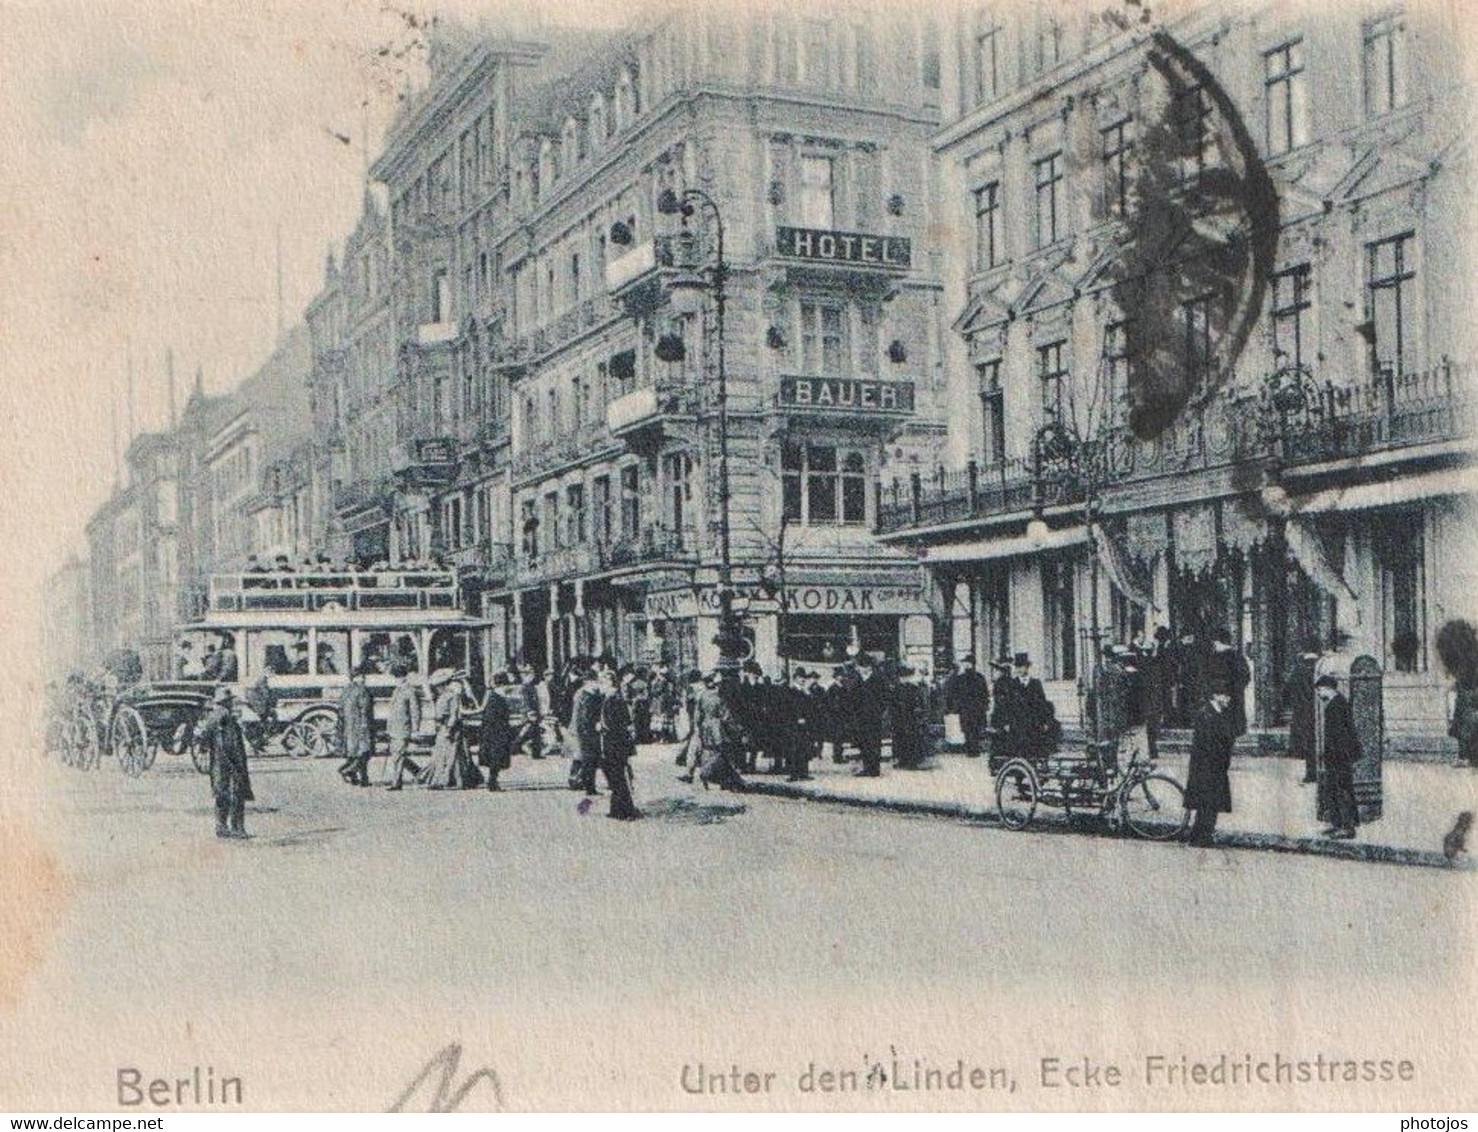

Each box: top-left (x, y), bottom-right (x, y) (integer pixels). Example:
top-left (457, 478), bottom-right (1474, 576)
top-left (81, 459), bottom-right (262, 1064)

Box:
top-left (1034, 14), bottom-right (1065, 74)
top-left (1181, 293), bottom-right (1215, 387)
top-left (802, 19), bottom-right (833, 89)
top-left (1363, 14), bottom-right (1407, 118)
top-left (1173, 83), bottom-right (1212, 183)
top-left (521, 499), bottom-right (539, 560)
top-left (921, 15), bottom-right (941, 91)
top-left (781, 442), bottom-right (866, 526)
top-left (542, 491), bottom-right (561, 549)
top-left (974, 181), bottom-right (1002, 270)
top-left (858, 305), bottom-right (879, 376)
top-left (1264, 39), bottom-right (1309, 156)
top-left (1270, 265), bottom-right (1312, 369)
top-left (521, 395), bottom-right (538, 448)
top-left (315, 630), bottom-right (349, 677)
top-left (570, 252), bottom-right (581, 303)
top-left (620, 465), bottom-right (640, 537)
top-left (1367, 232), bottom-right (1416, 378)
top-left (800, 302), bottom-right (847, 374)
top-left (977, 360), bottom-right (1006, 466)
top-left (1101, 119), bottom-right (1132, 217)
top-left (662, 452), bottom-right (693, 537)
top-left (1378, 510), bottom-right (1425, 673)
top-left (852, 20), bottom-right (874, 89)
top-left (1104, 321), bottom-right (1132, 408)
top-left (774, 17), bottom-right (797, 84)
top-left (566, 483), bottom-right (586, 544)
top-left (799, 156), bottom-right (835, 229)
top-left (547, 388), bottom-right (562, 438)
top-left (593, 475), bottom-right (613, 544)
top-left (1037, 340), bottom-right (1068, 420)
top-left (1033, 152), bottom-right (1063, 248)
top-left (430, 268), bottom-right (450, 323)
top-left (974, 18), bottom-right (1002, 102)
top-left (1043, 556), bottom-right (1077, 680)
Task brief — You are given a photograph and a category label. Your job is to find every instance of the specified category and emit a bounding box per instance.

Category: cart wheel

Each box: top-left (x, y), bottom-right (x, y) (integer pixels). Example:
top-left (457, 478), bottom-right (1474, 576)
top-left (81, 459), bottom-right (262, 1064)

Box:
top-left (110, 706), bottom-right (150, 778)
top-left (71, 704), bottom-right (101, 771)
top-left (141, 738), bottom-right (160, 772)
top-left (189, 734), bottom-right (212, 774)
top-left (287, 712), bottom-right (337, 758)
top-left (995, 759), bottom-right (1039, 831)
top-left (1120, 773), bottom-right (1189, 841)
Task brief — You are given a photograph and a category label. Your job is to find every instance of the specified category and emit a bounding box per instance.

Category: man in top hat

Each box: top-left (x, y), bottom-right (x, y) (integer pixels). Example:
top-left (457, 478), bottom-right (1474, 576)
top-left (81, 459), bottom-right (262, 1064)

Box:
top-left (1284, 643), bottom-right (1322, 785)
top-left (197, 684), bottom-right (253, 839)
top-left (1315, 674), bottom-right (1361, 839)
top-left (850, 654), bottom-right (887, 777)
top-left (944, 654), bottom-right (991, 758)
top-left (596, 662), bottom-right (642, 820)
top-left (987, 657), bottom-right (1019, 767)
top-left (1208, 629), bottom-right (1252, 738)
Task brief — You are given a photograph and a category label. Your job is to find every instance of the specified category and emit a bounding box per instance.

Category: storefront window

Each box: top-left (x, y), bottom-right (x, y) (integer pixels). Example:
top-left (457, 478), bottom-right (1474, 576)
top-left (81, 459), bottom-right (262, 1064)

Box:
top-left (780, 614), bottom-right (898, 665)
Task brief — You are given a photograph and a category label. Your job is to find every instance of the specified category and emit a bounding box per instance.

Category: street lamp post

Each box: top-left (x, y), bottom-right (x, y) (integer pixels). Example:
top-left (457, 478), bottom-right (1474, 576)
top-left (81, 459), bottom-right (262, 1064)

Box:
top-left (657, 186), bottom-right (743, 671)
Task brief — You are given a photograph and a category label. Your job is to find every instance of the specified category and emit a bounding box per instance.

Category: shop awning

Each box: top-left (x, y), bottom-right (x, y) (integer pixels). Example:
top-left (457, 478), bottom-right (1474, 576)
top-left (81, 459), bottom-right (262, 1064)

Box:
top-left (1280, 466), bottom-right (1474, 514)
top-left (924, 525), bottom-right (1089, 563)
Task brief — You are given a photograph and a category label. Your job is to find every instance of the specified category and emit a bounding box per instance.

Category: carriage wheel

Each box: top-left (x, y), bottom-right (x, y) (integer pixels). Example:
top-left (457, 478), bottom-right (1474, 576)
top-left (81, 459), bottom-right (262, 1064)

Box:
top-left (280, 721), bottom-right (324, 759)
top-left (295, 712), bottom-right (339, 758)
top-left (995, 759), bottom-right (1039, 831)
top-left (110, 706), bottom-right (150, 778)
top-left (1120, 773), bottom-right (1189, 841)
top-left (71, 704), bottom-right (101, 771)
top-left (189, 733), bottom-right (212, 774)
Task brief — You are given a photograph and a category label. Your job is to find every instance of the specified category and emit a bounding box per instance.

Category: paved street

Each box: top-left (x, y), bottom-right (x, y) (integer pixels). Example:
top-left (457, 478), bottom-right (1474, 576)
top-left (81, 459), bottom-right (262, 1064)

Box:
top-left (2, 743), bottom-right (1474, 1111)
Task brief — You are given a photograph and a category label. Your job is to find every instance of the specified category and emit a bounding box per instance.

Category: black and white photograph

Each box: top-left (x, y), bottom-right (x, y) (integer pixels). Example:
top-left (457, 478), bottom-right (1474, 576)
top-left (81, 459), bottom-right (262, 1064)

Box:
top-left (1, 0), bottom-right (1475, 1114)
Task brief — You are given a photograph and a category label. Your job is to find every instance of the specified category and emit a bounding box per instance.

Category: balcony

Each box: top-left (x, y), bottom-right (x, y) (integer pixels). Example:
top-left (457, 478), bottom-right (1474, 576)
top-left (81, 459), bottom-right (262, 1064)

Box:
top-left (604, 235), bottom-right (677, 316)
top-left (1279, 360), bottom-right (1473, 468)
top-left (511, 423), bottom-right (620, 485)
top-left (602, 527), bottom-right (698, 570)
top-left (876, 363), bottom-right (1474, 538)
top-left (511, 543), bottom-right (599, 587)
top-left (447, 541), bottom-right (511, 587)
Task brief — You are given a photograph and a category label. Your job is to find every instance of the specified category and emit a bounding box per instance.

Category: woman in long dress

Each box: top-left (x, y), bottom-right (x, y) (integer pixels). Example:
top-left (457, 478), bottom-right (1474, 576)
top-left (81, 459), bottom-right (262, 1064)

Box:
top-left (422, 669), bottom-right (483, 790)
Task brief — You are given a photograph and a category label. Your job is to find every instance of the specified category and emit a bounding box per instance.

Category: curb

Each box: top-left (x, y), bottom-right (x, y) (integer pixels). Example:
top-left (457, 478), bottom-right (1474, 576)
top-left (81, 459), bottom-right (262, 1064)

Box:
top-left (744, 780), bottom-right (1463, 870)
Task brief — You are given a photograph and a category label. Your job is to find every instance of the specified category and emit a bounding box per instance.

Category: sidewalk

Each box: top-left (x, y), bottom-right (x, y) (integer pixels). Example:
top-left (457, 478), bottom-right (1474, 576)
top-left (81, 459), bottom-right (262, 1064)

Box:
top-left (724, 747), bottom-right (1478, 869)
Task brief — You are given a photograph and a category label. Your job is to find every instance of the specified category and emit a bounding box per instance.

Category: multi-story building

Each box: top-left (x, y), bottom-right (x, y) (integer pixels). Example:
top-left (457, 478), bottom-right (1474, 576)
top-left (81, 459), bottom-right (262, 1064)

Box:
top-left (307, 194), bottom-right (401, 565)
top-left (41, 555), bottom-right (91, 682)
top-left (883, 0), bottom-right (1476, 752)
top-left (85, 430), bottom-right (182, 679)
top-left (461, 2), bottom-right (953, 675)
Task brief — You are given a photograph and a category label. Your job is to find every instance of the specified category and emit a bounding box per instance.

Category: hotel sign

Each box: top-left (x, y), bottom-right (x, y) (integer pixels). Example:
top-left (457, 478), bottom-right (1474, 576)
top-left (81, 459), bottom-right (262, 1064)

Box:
top-left (779, 376), bottom-right (915, 414)
top-left (776, 226), bottom-right (912, 269)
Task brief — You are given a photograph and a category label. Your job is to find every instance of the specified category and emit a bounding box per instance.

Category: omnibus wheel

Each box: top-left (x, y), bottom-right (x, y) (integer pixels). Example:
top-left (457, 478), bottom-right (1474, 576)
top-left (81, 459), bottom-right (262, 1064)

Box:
top-left (1120, 773), bottom-right (1189, 841)
top-left (110, 706), bottom-right (150, 778)
top-left (292, 710), bottom-right (339, 758)
top-left (995, 759), bottom-right (1039, 831)
top-left (281, 720), bottom-right (324, 759)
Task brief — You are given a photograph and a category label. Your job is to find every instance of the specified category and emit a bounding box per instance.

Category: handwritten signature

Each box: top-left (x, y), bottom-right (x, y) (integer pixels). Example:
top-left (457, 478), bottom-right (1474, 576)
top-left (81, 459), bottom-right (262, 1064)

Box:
top-left (387, 1044), bottom-right (505, 1112)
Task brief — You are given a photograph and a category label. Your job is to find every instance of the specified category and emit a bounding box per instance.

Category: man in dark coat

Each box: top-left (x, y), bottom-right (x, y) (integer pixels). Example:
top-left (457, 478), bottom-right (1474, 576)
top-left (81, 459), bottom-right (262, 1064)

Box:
top-left (1316, 674), bottom-right (1360, 838)
top-left (384, 660), bottom-right (423, 790)
top-left (1012, 653), bottom-right (1054, 760)
top-left (1184, 690), bottom-right (1235, 846)
top-left (337, 664), bottom-right (374, 786)
top-left (568, 665), bottom-right (603, 795)
top-left (944, 656), bottom-right (991, 758)
top-left (769, 673), bottom-right (810, 782)
top-left (891, 666), bottom-right (929, 769)
top-left (1209, 631), bottom-right (1252, 738)
top-left (850, 655), bottom-right (887, 777)
top-left (479, 673), bottom-right (515, 792)
top-left (198, 685), bottom-right (253, 839)
top-left (987, 658), bottom-right (1019, 769)
top-left (597, 665), bottom-right (641, 820)
top-left (1284, 649), bottom-right (1321, 784)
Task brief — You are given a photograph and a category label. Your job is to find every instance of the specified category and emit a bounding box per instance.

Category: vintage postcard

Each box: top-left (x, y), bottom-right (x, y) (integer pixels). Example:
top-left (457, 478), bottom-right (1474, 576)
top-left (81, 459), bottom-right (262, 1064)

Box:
top-left (1, 0), bottom-right (1475, 1114)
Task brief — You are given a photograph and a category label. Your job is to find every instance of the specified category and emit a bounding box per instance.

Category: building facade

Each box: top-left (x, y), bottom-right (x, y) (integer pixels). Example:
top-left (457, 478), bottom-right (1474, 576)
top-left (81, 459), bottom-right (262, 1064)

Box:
top-left (467, 2), bottom-right (951, 675)
top-left (882, 0), bottom-right (1476, 751)
top-left (41, 555), bottom-right (91, 682)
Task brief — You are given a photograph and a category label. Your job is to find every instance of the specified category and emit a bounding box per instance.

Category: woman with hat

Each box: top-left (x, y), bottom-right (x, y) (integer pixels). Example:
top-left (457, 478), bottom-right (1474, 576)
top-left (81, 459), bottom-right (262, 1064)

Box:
top-left (422, 668), bottom-right (483, 790)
